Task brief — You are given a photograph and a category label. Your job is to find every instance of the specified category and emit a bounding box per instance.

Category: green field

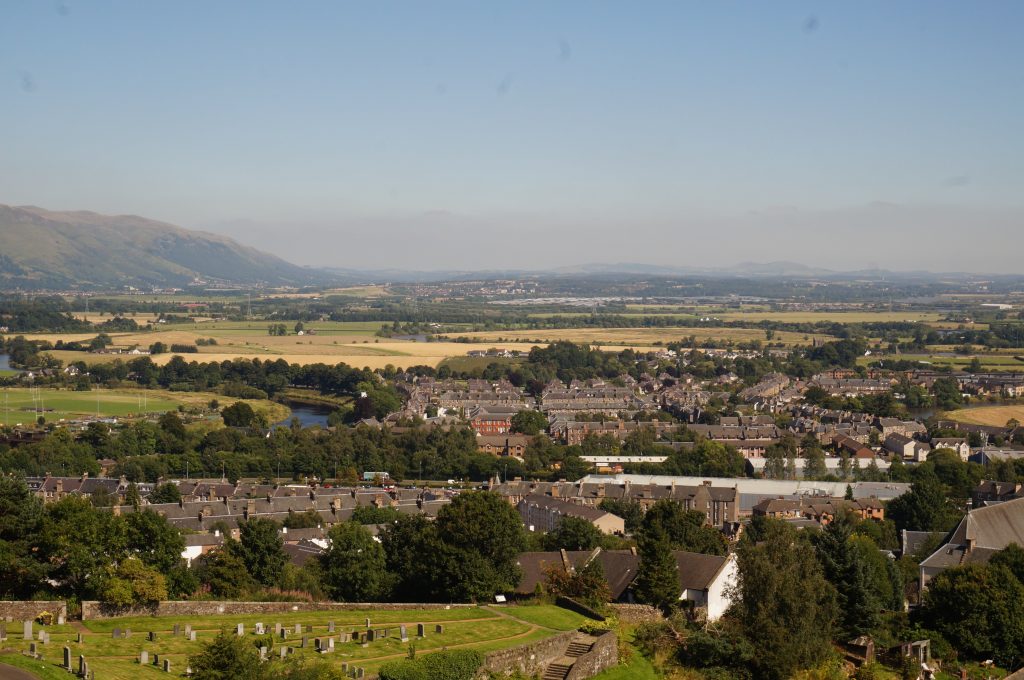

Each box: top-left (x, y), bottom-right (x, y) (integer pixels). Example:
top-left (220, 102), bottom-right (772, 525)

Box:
top-left (1, 605), bottom-right (586, 679)
top-left (0, 387), bottom-right (288, 427)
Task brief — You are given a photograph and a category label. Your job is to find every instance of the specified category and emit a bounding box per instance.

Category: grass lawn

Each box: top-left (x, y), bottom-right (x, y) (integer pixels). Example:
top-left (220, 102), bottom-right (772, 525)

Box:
top-left (592, 651), bottom-right (659, 680)
top-left (0, 605), bottom-right (581, 679)
top-left (943, 404), bottom-right (1024, 427)
top-left (0, 654), bottom-right (70, 680)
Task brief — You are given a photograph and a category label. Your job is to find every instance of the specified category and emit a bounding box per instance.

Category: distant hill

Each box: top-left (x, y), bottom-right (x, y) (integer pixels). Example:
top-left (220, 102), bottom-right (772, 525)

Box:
top-left (0, 204), bottom-right (335, 289)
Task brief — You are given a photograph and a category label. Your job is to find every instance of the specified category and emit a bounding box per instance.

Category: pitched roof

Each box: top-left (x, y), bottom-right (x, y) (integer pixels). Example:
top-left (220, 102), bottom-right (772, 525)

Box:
top-left (675, 551), bottom-right (730, 591)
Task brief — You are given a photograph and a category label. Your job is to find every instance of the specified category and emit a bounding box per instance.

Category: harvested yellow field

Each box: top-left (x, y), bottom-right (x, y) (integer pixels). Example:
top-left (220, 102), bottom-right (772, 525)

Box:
top-left (455, 327), bottom-right (825, 347)
top-left (944, 405), bottom-right (1024, 427)
top-left (71, 312), bottom-right (163, 323)
top-left (713, 311), bottom-right (944, 323)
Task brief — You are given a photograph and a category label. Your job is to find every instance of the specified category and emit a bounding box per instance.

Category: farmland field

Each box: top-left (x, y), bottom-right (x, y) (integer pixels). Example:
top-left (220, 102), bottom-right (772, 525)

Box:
top-left (1, 605), bottom-right (586, 679)
top-left (943, 405), bottom-right (1024, 427)
top-left (0, 387), bottom-right (286, 427)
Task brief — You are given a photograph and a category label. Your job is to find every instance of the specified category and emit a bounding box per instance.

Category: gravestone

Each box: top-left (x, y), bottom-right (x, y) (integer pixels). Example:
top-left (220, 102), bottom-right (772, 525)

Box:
top-left (341, 662), bottom-right (348, 672)
top-left (294, 623), bottom-right (302, 635)
top-left (189, 631), bottom-right (197, 642)
top-left (0, 622), bottom-right (6, 641)
top-left (365, 618), bottom-right (371, 628)
top-left (279, 629), bottom-right (288, 640)
top-left (148, 631), bottom-right (158, 642)
top-left (399, 625), bottom-right (408, 642)
top-left (356, 668), bottom-right (364, 679)
top-left (77, 633), bottom-right (83, 644)
top-left (417, 623), bottom-right (425, 638)
top-left (124, 628), bottom-right (132, 639)
top-left (173, 624), bottom-right (180, 636)
top-left (139, 651), bottom-right (148, 665)
top-left (78, 655), bottom-right (86, 676)
top-left (338, 631), bottom-right (349, 643)
top-left (255, 622), bottom-right (265, 635)
top-left (163, 659), bottom-right (171, 673)
top-left (274, 623), bottom-right (282, 635)
top-left (435, 624), bottom-right (444, 634)
top-left (152, 654), bottom-right (159, 666)
top-left (28, 642), bottom-right (37, 656)
top-left (328, 621), bottom-right (335, 633)
top-left (58, 614), bottom-right (66, 625)
top-left (305, 624), bottom-right (313, 633)
top-left (82, 662), bottom-right (89, 679)
top-left (301, 635), bottom-right (308, 648)
top-left (112, 628), bottom-right (121, 639)
top-left (236, 623), bottom-right (245, 636)
top-left (327, 637), bottom-right (335, 652)
top-left (280, 646), bottom-right (288, 659)
top-left (315, 638), bottom-right (323, 652)
top-left (38, 629), bottom-right (46, 641)
top-left (63, 646), bottom-right (71, 669)
top-left (366, 629), bottom-right (375, 643)
top-left (23, 620), bottom-right (32, 640)
top-left (185, 624), bottom-right (192, 637)
top-left (259, 646), bottom-right (267, 660)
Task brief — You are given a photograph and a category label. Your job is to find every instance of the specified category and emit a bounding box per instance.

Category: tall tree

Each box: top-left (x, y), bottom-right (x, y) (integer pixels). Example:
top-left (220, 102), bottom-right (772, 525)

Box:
top-left (189, 630), bottom-right (265, 680)
top-left (234, 518), bottom-right (286, 587)
top-left (0, 476), bottom-right (47, 598)
top-left (734, 520), bottom-right (838, 680)
top-left (543, 516), bottom-right (602, 551)
top-left (638, 499), bottom-right (727, 556)
top-left (319, 521), bottom-right (390, 602)
top-left (886, 474), bottom-right (958, 532)
top-left (814, 512), bottom-right (880, 637)
top-left (632, 532), bottom-right (680, 612)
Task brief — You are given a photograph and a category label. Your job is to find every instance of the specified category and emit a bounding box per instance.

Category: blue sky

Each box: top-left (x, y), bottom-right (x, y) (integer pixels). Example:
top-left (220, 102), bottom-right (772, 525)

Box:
top-left (2, 1), bottom-right (1022, 271)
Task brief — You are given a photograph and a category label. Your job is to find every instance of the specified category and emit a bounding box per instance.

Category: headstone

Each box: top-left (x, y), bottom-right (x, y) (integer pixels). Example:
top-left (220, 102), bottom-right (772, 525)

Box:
top-left (365, 618), bottom-right (371, 628)
top-left (255, 622), bottom-right (265, 635)
top-left (63, 646), bottom-right (71, 670)
top-left (23, 620), bottom-right (32, 640)
top-left (315, 638), bottom-right (323, 652)
top-left (29, 642), bottom-right (37, 656)
top-left (149, 631), bottom-right (157, 642)
top-left (328, 621), bottom-right (335, 633)
top-left (341, 662), bottom-right (348, 672)
top-left (190, 630), bottom-right (197, 642)
top-left (124, 628), bottom-right (132, 639)
top-left (163, 658), bottom-right (171, 673)
top-left (435, 624), bottom-right (444, 634)
top-left (301, 635), bottom-right (308, 648)
top-left (279, 647), bottom-right (287, 660)
top-left (184, 624), bottom-right (192, 637)
top-left (399, 625), bottom-right (408, 642)
top-left (356, 668), bottom-right (364, 679)
top-left (417, 623), bottom-right (425, 638)
top-left (328, 637), bottom-right (335, 652)
top-left (139, 651), bottom-right (148, 665)
top-left (294, 623), bottom-right (302, 635)
top-left (82, 662), bottom-right (89, 679)
top-left (58, 614), bottom-right (66, 625)
top-left (0, 622), bottom-right (6, 641)
top-left (77, 632), bottom-right (83, 644)
top-left (279, 629), bottom-right (287, 640)
top-left (305, 624), bottom-right (313, 633)
top-left (38, 630), bottom-right (46, 643)
top-left (173, 624), bottom-right (180, 636)
top-left (274, 623), bottom-right (282, 635)
top-left (366, 629), bottom-right (375, 643)
top-left (78, 655), bottom-right (86, 676)
top-left (338, 631), bottom-right (349, 643)
top-left (259, 646), bottom-right (267, 660)
top-left (152, 654), bottom-right (159, 666)
top-left (112, 628), bottom-right (121, 639)
top-left (236, 623), bottom-right (244, 636)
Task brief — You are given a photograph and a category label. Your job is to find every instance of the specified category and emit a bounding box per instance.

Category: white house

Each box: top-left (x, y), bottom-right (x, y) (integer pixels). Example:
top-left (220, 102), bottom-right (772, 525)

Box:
top-left (675, 551), bottom-right (738, 622)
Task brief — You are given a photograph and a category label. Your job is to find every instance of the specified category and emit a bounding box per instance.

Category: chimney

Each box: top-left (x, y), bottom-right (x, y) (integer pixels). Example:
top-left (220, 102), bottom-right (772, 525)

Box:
top-left (245, 499), bottom-right (256, 519)
top-left (551, 484), bottom-right (560, 498)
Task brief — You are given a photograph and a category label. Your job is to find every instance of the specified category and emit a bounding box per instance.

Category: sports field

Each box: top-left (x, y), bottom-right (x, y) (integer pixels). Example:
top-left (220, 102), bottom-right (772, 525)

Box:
top-left (0, 605), bottom-right (586, 679)
top-left (0, 388), bottom-right (286, 427)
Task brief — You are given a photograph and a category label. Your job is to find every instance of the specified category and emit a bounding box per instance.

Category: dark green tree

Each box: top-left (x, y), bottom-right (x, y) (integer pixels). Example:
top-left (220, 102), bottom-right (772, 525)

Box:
top-left (148, 482), bottom-right (182, 504)
top-left (234, 518), bottom-right (286, 587)
top-left (509, 409), bottom-right (548, 436)
top-left (886, 474), bottom-right (958, 533)
top-left (189, 630), bottom-right (265, 680)
top-left (319, 521), bottom-right (391, 602)
top-left (196, 543), bottom-right (253, 598)
top-left (222, 401), bottom-right (259, 428)
top-left (542, 516), bottom-right (602, 551)
top-left (734, 520), bottom-right (838, 680)
top-left (632, 532), bottom-right (680, 611)
top-left (814, 512), bottom-right (880, 637)
top-left (125, 508), bottom-right (186, 572)
top-left (0, 476), bottom-right (47, 598)
top-left (638, 499), bottom-right (727, 556)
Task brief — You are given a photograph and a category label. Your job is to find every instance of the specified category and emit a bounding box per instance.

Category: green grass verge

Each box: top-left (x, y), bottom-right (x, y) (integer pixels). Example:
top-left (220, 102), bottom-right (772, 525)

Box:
top-left (0, 653), bottom-right (70, 680)
top-left (488, 605), bottom-right (589, 631)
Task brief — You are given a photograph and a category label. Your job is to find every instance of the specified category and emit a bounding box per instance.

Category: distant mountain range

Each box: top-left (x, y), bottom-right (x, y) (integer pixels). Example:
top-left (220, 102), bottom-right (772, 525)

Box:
top-left (0, 204), bottom-right (337, 289)
top-left (0, 203), bottom-right (1009, 290)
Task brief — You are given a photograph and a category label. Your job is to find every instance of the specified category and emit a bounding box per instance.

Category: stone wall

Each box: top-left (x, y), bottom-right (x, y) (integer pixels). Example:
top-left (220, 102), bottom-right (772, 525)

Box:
top-left (608, 603), bottom-right (663, 623)
top-left (0, 601), bottom-right (67, 622)
top-left (81, 600), bottom-right (475, 620)
top-left (476, 630), bottom-right (577, 678)
top-left (567, 631), bottom-right (618, 680)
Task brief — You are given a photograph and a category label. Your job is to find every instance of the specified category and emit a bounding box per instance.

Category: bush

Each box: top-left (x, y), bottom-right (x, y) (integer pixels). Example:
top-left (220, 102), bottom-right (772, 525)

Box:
top-left (379, 650), bottom-right (483, 680)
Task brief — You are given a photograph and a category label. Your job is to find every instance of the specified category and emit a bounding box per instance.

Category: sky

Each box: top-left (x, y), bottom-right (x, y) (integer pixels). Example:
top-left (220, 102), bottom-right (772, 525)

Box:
top-left (2, 1), bottom-right (1023, 273)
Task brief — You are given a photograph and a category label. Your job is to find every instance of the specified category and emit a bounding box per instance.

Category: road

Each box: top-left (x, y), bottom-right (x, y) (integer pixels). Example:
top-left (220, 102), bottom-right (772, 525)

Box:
top-left (0, 662), bottom-right (39, 680)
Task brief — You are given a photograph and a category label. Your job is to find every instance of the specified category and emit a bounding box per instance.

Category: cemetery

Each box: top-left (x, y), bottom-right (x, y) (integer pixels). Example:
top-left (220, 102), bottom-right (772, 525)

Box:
top-left (0, 604), bottom-right (589, 679)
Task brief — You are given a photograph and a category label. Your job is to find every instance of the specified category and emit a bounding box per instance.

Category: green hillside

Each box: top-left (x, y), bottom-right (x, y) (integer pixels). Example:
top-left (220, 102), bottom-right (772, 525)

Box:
top-left (0, 204), bottom-right (331, 289)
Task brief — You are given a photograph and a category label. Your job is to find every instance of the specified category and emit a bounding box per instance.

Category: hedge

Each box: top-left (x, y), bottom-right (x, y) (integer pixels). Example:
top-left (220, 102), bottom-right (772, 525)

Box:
top-left (378, 649), bottom-right (484, 680)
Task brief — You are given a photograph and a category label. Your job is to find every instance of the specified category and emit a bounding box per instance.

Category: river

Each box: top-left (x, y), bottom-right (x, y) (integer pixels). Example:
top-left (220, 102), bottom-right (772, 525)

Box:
top-left (274, 400), bottom-right (336, 428)
top-left (0, 354), bottom-right (11, 371)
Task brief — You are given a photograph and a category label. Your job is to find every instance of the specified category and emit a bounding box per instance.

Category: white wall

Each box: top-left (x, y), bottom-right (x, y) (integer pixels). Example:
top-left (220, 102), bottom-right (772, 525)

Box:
top-left (705, 554), bottom-right (738, 622)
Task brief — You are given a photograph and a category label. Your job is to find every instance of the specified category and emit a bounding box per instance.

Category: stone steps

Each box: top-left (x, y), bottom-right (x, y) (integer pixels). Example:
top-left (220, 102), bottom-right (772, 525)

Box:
top-left (543, 660), bottom-right (573, 680)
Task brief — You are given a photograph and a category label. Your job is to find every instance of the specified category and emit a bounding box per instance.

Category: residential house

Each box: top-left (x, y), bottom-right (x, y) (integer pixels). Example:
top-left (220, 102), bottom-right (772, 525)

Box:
top-left (930, 437), bottom-right (971, 462)
top-left (518, 494), bottom-right (625, 535)
top-left (883, 434), bottom-right (931, 462)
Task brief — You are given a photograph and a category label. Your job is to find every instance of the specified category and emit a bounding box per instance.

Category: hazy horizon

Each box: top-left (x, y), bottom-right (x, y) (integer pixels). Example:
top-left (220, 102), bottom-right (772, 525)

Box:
top-left (3, 2), bottom-right (1022, 272)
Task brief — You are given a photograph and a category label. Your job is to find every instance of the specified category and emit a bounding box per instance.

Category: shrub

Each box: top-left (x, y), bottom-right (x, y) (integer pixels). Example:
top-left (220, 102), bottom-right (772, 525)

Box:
top-left (378, 650), bottom-right (483, 680)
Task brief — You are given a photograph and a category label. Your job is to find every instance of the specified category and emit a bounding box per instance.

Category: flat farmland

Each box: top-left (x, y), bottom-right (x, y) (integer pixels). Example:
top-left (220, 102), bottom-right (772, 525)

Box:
top-left (712, 310), bottom-right (946, 324)
top-left (454, 326), bottom-right (827, 347)
top-left (1, 605), bottom-right (585, 680)
top-left (943, 405), bottom-right (1024, 427)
